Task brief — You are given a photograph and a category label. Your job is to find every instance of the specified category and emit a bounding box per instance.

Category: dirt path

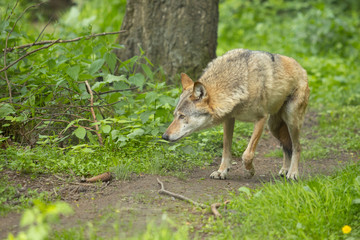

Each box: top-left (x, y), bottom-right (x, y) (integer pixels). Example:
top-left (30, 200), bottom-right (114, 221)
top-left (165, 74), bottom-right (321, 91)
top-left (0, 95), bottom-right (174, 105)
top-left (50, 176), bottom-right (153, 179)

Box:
top-left (1, 112), bottom-right (358, 239)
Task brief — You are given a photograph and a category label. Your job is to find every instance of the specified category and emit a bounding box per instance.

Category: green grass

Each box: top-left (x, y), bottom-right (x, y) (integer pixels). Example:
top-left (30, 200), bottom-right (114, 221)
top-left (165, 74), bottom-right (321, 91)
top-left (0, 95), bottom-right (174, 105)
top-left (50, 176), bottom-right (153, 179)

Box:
top-left (300, 105), bottom-right (360, 161)
top-left (0, 176), bottom-right (49, 215)
top-left (0, 121), bottom-right (252, 179)
top-left (205, 163), bottom-right (360, 239)
top-left (10, 163), bottom-right (358, 240)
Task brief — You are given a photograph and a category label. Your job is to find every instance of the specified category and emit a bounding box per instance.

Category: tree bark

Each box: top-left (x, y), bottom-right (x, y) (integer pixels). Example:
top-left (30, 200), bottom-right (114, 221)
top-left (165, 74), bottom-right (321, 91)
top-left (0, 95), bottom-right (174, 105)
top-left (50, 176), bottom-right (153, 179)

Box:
top-left (116, 0), bottom-right (219, 80)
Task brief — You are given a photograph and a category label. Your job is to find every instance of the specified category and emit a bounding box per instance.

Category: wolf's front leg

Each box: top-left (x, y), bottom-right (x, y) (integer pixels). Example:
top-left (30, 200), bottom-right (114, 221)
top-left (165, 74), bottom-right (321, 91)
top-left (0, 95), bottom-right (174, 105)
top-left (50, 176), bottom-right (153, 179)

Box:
top-left (210, 118), bottom-right (235, 180)
top-left (242, 117), bottom-right (267, 177)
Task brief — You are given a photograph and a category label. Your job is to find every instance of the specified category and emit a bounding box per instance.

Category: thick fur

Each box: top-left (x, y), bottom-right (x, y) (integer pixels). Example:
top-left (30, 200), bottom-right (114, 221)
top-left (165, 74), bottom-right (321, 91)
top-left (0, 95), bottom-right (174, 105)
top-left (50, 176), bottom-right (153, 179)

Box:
top-left (162, 49), bottom-right (310, 180)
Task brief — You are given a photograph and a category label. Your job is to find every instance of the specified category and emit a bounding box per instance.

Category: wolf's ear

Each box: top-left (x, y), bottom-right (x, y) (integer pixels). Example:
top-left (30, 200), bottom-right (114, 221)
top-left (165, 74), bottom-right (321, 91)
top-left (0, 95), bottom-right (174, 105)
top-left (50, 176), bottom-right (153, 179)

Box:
top-left (193, 82), bottom-right (207, 100)
top-left (181, 73), bottom-right (194, 90)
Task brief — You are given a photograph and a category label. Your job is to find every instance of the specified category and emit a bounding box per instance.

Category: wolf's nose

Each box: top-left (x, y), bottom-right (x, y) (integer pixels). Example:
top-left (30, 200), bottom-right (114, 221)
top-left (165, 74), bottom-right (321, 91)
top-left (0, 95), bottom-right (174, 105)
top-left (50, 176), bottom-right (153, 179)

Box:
top-left (162, 133), bottom-right (169, 141)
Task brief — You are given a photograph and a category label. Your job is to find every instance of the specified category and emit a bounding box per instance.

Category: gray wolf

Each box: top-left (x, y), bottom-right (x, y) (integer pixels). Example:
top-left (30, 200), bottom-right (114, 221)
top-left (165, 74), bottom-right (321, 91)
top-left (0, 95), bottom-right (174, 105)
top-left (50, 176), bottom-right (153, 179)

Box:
top-left (162, 49), bottom-right (309, 180)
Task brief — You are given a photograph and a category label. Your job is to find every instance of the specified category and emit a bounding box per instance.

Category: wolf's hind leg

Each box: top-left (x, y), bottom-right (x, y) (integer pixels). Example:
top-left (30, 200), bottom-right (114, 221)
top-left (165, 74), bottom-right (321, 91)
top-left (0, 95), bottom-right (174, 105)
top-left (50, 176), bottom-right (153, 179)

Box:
top-left (281, 83), bottom-right (309, 180)
top-left (268, 114), bottom-right (292, 176)
top-left (210, 118), bottom-right (235, 180)
top-left (241, 116), bottom-right (267, 177)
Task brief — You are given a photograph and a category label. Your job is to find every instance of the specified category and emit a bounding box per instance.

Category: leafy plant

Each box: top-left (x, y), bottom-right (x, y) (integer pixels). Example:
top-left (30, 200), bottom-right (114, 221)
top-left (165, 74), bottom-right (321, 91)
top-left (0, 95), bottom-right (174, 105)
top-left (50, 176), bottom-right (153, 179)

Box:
top-left (7, 200), bottom-right (73, 240)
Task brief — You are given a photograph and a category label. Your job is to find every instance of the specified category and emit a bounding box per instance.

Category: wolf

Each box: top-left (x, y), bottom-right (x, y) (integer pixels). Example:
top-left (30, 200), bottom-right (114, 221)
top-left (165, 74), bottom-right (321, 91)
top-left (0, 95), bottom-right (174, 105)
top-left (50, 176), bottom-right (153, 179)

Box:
top-left (162, 49), bottom-right (309, 180)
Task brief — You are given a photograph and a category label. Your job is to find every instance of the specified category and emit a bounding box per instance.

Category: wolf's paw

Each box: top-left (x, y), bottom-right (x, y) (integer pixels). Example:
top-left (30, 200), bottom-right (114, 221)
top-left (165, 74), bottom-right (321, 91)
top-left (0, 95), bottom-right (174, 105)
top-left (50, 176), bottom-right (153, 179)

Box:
top-left (210, 170), bottom-right (228, 180)
top-left (286, 171), bottom-right (298, 181)
top-left (244, 167), bottom-right (255, 179)
top-left (242, 162), bottom-right (255, 179)
top-left (278, 168), bottom-right (289, 177)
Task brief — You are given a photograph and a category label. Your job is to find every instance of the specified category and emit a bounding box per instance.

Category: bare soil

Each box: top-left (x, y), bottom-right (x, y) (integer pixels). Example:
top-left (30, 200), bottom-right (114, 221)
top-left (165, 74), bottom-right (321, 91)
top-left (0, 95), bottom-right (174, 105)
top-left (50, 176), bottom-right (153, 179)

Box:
top-left (0, 112), bottom-right (358, 239)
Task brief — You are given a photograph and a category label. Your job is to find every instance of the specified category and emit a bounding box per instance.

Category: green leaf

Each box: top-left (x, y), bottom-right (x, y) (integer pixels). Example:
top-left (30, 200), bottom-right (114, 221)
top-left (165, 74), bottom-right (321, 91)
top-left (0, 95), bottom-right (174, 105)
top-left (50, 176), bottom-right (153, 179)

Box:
top-left (0, 20), bottom-right (9, 32)
top-left (104, 52), bottom-right (117, 73)
top-left (159, 95), bottom-right (175, 106)
top-left (141, 64), bottom-right (153, 80)
top-left (101, 125), bottom-right (111, 133)
top-left (104, 74), bottom-right (128, 84)
top-left (353, 199), bottom-right (360, 204)
top-left (127, 128), bottom-right (145, 139)
top-left (140, 111), bottom-right (153, 124)
top-left (303, 185), bottom-right (312, 192)
top-left (87, 131), bottom-right (98, 145)
top-left (0, 103), bottom-right (15, 118)
top-left (73, 127), bottom-right (86, 139)
top-left (238, 186), bottom-right (251, 197)
top-left (66, 65), bottom-right (80, 81)
top-left (145, 91), bottom-right (158, 104)
top-left (144, 56), bottom-right (154, 66)
top-left (92, 74), bottom-right (128, 91)
top-left (63, 120), bottom-right (76, 133)
top-left (20, 209), bottom-right (35, 227)
top-left (89, 59), bottom-right (105, 75)
top-left (129, 73), bottom-right (145, 89)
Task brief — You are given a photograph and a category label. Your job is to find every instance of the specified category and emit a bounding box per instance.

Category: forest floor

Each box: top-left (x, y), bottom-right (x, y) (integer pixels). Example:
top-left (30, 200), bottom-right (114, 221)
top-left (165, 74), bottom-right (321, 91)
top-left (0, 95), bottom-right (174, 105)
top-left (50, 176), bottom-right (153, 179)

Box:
top-left (0, 112), bottom-right (358, 239)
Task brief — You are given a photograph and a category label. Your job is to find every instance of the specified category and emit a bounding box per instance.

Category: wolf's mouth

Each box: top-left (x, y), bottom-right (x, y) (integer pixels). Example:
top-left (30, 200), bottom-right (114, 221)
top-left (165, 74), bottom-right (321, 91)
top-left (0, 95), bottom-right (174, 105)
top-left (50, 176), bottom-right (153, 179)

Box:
top-left (162, 130), bottom-right (192, 142)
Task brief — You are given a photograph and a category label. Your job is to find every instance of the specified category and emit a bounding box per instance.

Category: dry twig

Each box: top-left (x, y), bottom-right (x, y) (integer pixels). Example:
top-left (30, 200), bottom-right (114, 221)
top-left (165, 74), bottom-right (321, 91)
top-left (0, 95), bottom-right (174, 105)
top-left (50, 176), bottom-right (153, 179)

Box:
top-left (3, 31), bottom-right (126, 53)
top-left (210, 200), bottom-right (231, 219)
top-left (211, 203), bottom-right (222, 218)
top-left (156, 178), bottom-right (207, 209)
top-left (0, 39), bottom-right (60, 73)
top-left (2, 1), bottom-right (44, 101)
top-left (84, 80), bottom-right (103, 145)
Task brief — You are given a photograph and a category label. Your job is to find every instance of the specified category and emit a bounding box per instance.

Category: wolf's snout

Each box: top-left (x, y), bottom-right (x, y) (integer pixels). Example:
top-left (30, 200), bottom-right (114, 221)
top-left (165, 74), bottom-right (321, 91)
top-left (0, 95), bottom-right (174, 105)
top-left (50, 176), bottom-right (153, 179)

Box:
top-left (162, 133), bottom-right (170, 141)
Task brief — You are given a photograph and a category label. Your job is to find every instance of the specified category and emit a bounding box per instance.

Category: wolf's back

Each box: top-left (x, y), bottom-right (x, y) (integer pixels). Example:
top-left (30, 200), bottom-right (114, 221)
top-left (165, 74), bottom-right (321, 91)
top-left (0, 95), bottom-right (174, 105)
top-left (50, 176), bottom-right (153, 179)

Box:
top-left (197, 49), bottom-right (308, 120)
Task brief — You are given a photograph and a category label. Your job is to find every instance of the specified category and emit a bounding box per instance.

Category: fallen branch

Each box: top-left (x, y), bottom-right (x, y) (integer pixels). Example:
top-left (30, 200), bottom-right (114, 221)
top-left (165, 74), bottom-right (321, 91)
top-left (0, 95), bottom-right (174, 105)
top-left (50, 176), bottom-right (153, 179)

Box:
top-left (156, 178), bottom-right (207, 209)
top-left (86, 172), bottom-right (112, 183)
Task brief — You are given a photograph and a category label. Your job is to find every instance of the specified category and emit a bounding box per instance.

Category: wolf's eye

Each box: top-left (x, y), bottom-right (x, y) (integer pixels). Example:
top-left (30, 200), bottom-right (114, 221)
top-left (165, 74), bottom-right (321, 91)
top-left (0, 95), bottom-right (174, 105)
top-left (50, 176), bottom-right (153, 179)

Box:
top-left (179, 114), bottom-right (185, 120)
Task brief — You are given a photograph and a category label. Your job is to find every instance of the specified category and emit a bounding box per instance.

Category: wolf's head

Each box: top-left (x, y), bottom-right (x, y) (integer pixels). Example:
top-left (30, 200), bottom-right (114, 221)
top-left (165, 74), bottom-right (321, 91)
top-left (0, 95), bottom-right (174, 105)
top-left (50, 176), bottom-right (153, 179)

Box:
top-left (162, 73), bottom-right (214, 142)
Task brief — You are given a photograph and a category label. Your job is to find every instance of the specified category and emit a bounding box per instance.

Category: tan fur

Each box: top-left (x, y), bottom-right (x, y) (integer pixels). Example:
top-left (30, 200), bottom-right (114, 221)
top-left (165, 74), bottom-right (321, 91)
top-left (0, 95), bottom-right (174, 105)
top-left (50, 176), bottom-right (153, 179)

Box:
top-left (163, 49), bottom-right (310, 180)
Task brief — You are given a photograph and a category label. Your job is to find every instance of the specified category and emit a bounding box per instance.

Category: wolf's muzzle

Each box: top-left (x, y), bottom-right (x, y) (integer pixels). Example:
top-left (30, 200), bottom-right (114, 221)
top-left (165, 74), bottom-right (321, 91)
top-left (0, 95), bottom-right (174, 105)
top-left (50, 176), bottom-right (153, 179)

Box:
top-left (162, 133), bottom-right (170, 141)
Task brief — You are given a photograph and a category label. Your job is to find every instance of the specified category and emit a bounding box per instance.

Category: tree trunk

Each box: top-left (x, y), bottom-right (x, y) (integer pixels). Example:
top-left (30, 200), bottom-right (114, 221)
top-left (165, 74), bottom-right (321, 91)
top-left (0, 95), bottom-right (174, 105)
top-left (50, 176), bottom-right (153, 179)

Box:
top-left (116, 0), bottom-right (219, 80)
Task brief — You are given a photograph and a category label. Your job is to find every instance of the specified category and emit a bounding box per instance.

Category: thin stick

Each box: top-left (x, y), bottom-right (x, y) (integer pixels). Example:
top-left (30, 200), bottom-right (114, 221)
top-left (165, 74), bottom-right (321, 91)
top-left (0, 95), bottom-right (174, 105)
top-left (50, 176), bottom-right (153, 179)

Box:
top-left (54, 174), bottom-right (67, 182)
top-left (0, 39), bottom-right (60, 73)
top-left (84, 80), bottom-right (103, 145)
top-left (2, 0), bottom-right (21, 103)
top-left (54, 174), bottom-right (98, 188)
top-left (156, 178), bottom-right (207, 209)
top-left (5, 0), bottom-right (19, 21)
top-left (3, 31), bottom-right (126, 53)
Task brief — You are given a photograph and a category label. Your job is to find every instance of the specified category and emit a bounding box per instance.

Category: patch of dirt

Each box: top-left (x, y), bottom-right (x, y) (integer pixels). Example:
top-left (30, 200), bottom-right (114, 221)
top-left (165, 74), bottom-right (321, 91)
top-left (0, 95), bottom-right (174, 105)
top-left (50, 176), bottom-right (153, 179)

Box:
top-left (0, 111), bottom-right (358, 239)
